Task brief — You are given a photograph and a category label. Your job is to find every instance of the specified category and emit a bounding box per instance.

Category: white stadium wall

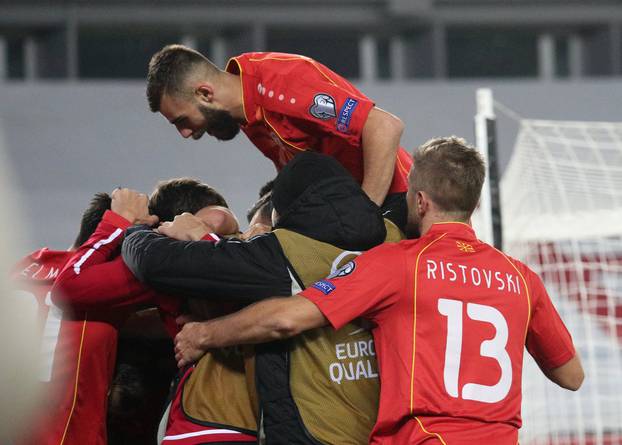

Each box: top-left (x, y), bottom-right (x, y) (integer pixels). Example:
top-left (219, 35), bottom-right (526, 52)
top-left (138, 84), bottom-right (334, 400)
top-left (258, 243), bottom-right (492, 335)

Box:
top-left (0, 79), bottom-right (621, 250)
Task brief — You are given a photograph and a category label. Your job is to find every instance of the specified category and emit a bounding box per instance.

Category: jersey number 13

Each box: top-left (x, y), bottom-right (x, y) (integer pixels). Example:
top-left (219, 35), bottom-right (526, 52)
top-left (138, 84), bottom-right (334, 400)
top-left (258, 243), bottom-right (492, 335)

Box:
top-left (437, 298), bottom-right (512, 404)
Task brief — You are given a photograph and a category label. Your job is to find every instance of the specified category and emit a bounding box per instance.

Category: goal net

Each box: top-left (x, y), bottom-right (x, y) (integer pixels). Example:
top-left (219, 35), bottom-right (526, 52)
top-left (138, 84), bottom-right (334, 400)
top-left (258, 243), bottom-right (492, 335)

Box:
top-left (501, 119), bottom-right (622, 445)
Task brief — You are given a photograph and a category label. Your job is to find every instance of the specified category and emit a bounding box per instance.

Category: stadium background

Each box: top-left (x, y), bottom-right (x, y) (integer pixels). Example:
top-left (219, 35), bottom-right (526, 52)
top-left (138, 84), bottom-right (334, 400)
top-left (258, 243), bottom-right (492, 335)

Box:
top-left (0, 0), bottom-right (621, 443)
top-left (1, 0), bottom-right (622, 249)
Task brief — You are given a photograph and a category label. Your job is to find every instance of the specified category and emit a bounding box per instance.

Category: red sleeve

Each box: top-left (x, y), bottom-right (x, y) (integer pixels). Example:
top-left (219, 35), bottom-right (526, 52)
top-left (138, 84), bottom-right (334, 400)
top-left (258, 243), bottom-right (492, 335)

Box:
top-left (52, 210), bottom-right (153, 310)
top-left (259, 58), bottom-right (375, 146)
top-left (300, 243), bottom-right (404, 329)
top-left (525, 270), bottom-right (576, 370)
top-left (201, 232), bottom-right (221, 242)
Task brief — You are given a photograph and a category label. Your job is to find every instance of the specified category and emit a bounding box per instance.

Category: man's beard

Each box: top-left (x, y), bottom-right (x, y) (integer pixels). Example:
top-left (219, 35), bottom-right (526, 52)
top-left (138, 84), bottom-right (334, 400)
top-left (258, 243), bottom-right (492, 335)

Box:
top-left (197, 104), bottom-right (241, 141)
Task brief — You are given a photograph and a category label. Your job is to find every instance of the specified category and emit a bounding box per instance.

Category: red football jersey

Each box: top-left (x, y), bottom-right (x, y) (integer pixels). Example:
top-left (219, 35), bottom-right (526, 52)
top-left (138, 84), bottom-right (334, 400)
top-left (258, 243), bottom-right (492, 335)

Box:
top-left (55, 211), bottom-right (248, 445)
top-left (52, 210), bottom-right (181, 337)
top-left (302, 222), bottom-right (576, 444)
top-left (11, 248), bottom-right (118, 445)
top-left (226, 52), bottom-right (412, 195)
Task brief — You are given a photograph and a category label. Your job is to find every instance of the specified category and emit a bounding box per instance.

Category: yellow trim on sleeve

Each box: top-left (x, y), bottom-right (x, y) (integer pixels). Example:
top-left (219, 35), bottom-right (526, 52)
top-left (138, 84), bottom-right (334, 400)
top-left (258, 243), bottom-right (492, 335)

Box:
top-left (397, 153), bottom-right (410, 176)
top-left (410, 233), bottom-right (447, 414)
top-left (248, 55), bottom-right (339, 86)
top-left (59, 318), bottom-right (88, 445)
top-left (308, 60), bottom-right (339, 86)
top-left (248, 56), bottom-right (307, 62)
top-left (432, 221), bottom-right (473, 229)
top-left (414, 417), bottom-right (448, 445)
top-left (227, 58), bottom-right (251, 124)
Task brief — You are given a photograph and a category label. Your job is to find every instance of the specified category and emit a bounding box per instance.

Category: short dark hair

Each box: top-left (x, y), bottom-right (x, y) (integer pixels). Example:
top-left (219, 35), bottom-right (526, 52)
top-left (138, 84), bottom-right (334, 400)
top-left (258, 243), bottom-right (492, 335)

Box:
top-left (73, 192), bottom-right (112, 248)
top-left (247, 192), bottom-right (273, 224)
top-left (411, 136), bottom-right (485, 219)
top-left (148, 177), bottom-right (228, 223)
top-left (146, 44), bottom-right (218, 112)
top-left (246, 179), bottom-right (275, 223)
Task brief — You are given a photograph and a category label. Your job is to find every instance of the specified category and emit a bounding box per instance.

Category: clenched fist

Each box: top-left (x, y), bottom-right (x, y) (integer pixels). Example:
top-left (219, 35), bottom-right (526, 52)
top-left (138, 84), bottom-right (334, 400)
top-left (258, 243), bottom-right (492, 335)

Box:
top-left (158, 212), bottom-right (212, 241)
top-left (111, 188), bottom-right (159, 226)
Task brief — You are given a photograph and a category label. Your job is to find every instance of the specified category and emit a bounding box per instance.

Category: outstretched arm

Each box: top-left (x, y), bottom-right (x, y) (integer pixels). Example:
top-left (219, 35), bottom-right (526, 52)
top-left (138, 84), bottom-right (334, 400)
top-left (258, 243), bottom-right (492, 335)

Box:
top-left (122, 227), bottom-right (292, 301)
top-left (360, 107), bottom-right (404, 206)
top-left (173, 242), bottom-right (405, 367)
top-left (52, 188), bottom-right (159, 310)
top-left (174, 295), bottom-right (326, 367)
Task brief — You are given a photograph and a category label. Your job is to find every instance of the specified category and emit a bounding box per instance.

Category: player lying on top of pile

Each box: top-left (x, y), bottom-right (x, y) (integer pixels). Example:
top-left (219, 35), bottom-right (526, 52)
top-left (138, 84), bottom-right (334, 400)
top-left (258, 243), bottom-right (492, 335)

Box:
top-left (147, 45), bottom-right (411, 226)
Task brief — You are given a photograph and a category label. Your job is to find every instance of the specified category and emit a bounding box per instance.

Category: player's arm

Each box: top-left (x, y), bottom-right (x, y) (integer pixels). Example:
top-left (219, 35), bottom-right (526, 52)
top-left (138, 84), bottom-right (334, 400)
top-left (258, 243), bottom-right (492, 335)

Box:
top-left (360, 107), bottom-right (404, 206)
top-left (121, 228), bottom-right (292, 301)
top-left (53, 255), bottom-right (153, 310)
top-left (525, 270), bottom-right (584, 391)
top-left (52, 189), bottom-right (158, 310)
top-left (540, 354), bottom-right (584, 391)
top-left (174, 243), bottom-right (404, 367)
top-left (261, 59), bottom-right (403, 206)
top-left (174, 295), bottom-right (326, 367)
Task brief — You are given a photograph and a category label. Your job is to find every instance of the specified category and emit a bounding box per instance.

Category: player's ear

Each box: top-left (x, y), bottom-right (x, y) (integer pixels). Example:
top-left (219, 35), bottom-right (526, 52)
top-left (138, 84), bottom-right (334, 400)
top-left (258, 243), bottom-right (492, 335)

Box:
top-left (416, 191), bottom-right (428, 216)
top-left (195, 83), bottom-right (215, 104)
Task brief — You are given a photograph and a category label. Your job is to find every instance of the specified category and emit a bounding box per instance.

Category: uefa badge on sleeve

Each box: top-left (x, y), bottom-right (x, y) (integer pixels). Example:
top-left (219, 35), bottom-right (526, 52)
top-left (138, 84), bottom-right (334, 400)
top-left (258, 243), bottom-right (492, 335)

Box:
top-left (309, 94), bottom-right (337, 120)
top-left (327, 261), bottom-right (356, 279)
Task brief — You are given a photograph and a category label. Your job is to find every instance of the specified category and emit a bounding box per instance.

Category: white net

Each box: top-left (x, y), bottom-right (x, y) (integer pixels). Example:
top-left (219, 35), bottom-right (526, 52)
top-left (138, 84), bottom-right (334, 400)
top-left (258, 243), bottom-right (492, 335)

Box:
top-left (501, 119), bottom-right (622, 445)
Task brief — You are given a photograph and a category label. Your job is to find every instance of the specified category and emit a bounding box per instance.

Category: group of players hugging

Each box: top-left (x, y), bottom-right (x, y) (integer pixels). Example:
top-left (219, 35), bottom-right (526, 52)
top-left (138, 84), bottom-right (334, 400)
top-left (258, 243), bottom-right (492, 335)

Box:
top-left (10, 45), bottom-right (583, 445)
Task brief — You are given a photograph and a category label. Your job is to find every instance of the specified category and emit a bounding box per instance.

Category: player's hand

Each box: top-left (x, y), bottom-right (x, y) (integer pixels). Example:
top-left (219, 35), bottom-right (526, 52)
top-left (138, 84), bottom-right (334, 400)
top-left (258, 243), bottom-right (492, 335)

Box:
top-left (240, 223), bottom-right (272, 240)
top-left (111, 188), bottom-right (159, 226)
top-left (195, 206), bottom-right (240, 236)
top-left (175, 313), bottom-right (199, 327)
top-left (174, 321), bottom-right (210, 368)
top-left (158, 213), bottom-right (214, 241)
